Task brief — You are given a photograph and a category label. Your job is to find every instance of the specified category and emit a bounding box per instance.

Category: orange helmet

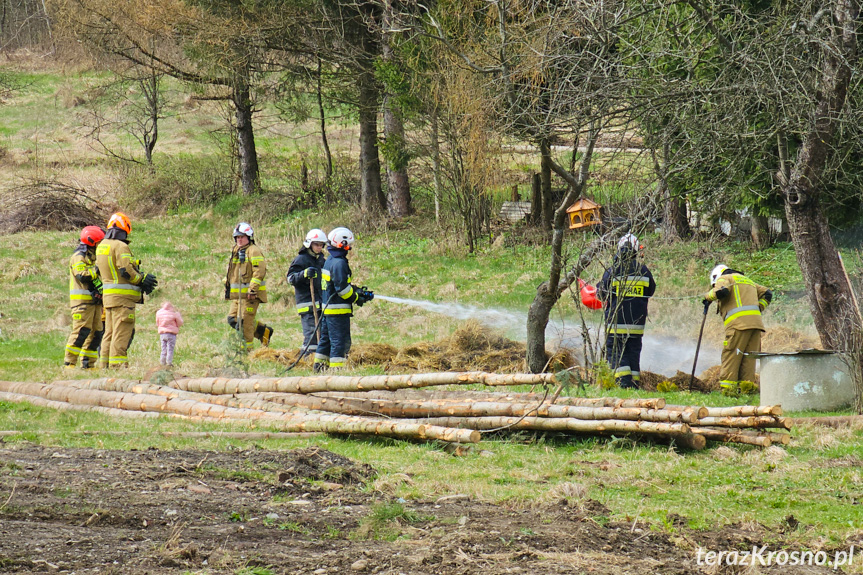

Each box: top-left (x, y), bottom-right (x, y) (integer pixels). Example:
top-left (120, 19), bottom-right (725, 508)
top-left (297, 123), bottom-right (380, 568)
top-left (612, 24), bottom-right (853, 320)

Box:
top-left (80, 226), bottom-right (105, 247)
top-left (107, 212), bottom-right (132, 234)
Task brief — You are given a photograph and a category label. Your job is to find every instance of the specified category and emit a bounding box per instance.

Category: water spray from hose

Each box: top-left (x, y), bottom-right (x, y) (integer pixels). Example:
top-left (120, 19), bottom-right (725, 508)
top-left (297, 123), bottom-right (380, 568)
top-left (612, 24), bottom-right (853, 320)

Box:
top-left (375, 294), bottom-right (720, 376)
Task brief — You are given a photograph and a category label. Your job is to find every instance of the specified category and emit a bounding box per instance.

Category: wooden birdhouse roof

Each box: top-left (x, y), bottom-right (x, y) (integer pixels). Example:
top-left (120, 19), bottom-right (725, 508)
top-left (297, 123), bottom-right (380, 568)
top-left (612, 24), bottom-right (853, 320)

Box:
top-left (566, 197), bottom-right (600, 213)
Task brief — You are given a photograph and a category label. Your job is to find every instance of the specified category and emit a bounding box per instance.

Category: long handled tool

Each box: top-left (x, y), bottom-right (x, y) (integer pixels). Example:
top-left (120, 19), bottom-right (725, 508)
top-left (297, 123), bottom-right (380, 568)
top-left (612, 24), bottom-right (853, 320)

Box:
top-left (689, 301), bottom-right (710, 391)
top-left (310, 281), bottom-right (320, 342)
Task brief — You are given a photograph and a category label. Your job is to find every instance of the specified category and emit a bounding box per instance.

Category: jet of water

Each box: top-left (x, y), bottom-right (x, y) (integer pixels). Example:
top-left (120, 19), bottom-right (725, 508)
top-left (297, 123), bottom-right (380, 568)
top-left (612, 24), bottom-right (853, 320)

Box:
top-left (375, 294), bottom-right (720, 376)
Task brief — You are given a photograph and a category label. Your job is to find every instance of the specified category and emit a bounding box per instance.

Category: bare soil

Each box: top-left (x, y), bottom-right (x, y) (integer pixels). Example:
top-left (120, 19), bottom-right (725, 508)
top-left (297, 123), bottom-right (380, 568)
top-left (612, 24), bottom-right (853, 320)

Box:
top-left (0, 444), bottom-right (845, 574)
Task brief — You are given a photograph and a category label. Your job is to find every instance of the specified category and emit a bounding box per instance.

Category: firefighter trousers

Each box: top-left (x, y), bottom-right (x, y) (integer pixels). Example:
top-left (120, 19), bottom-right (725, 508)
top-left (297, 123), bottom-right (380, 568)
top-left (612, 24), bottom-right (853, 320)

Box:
top-left (606, 334), bottom-right (642, 389)
top-left (100, 305), bottom-right (136, 368)
top-left (720, 327), bottom-right (762, 389)
top-left (64, 303), bottom-right (103, 367)
top-left (228, 299), bottom-right (260, 351)
top-left (315, 315), bottom-right (351, 368)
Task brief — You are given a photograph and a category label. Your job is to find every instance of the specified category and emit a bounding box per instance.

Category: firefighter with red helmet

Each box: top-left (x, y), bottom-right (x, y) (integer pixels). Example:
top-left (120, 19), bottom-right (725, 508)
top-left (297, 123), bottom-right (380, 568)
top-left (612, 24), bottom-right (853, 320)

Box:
top-left (225, 222), bottom-right (273, 351)
top-left (314, 227), bottom-right (374, 371)
top-left (64, 226), bottom-right (105, 369)
top-left (95, 212), bottom-right (158, 368)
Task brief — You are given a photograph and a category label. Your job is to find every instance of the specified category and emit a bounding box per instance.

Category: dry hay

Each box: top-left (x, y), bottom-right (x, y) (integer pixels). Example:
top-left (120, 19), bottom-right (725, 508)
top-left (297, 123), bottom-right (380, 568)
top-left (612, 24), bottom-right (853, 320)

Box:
top-left (762, 326), bottom-right (821, 352)
top-left (640, 369), bottom-right (713, 393)
top-left (249, 347), bottom-right (310, 367)
top-left (0, 181), bottom-right (108, 234)
top-left (349, 343), bottom-right (399, 366)
top-left (248, 320), bottom-right (578, 374)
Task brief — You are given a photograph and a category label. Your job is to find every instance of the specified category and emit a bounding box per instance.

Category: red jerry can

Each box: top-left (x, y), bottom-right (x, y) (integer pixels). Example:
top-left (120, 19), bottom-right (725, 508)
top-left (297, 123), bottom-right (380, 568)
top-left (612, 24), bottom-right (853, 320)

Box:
top-left (578, 278), bottom-right (603, 310)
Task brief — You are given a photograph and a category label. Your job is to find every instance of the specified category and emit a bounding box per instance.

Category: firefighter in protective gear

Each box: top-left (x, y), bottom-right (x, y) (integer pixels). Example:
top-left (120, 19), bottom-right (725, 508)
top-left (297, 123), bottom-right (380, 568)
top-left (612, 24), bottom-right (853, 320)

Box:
top-left (225, 222), bottom-right (273, 350)
top-left (287, 229), bottom-right (327, 356)
top-left (596, 234), bottom-right (656, 389)
top-left (315, 227), bottom-right (373, 371)
top-left (96, 212), bottom-right (158, 368)
top-left (65, 226), bottom-right (105, 369)
top-left (703, 265), bottom-right (772, 395)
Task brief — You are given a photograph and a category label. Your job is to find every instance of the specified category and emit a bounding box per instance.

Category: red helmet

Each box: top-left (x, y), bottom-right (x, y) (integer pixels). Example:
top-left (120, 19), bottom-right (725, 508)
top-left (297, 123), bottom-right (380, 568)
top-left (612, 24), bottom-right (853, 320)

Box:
top-left (80, 226), bottom-right (105, 247)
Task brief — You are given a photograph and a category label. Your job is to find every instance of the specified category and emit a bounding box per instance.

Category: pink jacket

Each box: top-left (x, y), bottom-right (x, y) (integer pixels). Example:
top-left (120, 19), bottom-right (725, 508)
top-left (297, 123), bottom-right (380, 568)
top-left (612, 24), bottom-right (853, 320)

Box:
top-left (155, 302), bottom-right (184, 335)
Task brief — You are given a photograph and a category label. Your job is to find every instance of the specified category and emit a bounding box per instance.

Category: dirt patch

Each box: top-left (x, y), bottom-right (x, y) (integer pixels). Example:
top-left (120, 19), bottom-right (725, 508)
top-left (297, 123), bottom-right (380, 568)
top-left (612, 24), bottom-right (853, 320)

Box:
top-left (256, 320), bottom-right (578, 374)
top-left (0, 443), bottom-right (846, 574)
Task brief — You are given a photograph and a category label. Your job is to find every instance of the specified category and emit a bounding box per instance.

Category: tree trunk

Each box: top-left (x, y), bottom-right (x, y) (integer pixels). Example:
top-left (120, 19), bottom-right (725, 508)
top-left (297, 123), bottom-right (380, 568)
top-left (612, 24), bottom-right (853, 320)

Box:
top-left (540, 139), bottom-right (553, 232)
top-left (526, 127), bottom-right (600, 373)
top-left (383, 100), bottom-right (412, 217)
top-left (750, 213), bottom-right (772, 250)
top-left (381, 0), bottom-right (412, 218)
top-left (431, 110), bottom-right (441, 223)
top-left (530, 172), bottom-right (541, 225)
top-left (316, 58), bottom-right (333, 181)
top-left (779, 0), bottom-right (861, 354)
top-left (358, 69), bottom-right (385, 214)
top-left (233, 67), bottom-right (260, 196)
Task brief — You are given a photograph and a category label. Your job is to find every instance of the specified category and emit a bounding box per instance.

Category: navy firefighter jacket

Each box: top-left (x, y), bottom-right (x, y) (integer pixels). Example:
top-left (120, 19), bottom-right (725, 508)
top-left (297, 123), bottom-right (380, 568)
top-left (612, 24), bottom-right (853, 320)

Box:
top-left (596, 250), bottom-right (656, 336)
top-left (322, 247), bottom-right (358, 316)
top-left (286, 246), bottom-right (325, 315)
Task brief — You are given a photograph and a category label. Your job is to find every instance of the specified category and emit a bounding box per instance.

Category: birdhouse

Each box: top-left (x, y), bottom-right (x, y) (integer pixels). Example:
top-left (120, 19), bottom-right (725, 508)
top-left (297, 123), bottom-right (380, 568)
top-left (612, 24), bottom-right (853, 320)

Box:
top-left (566, 197), bottom-right (602, 229)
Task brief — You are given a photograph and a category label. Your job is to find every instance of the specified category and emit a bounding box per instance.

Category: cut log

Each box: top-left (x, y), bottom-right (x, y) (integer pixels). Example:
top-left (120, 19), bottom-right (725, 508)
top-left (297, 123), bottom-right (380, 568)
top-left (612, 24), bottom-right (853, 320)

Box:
top-left (666, 404), bottom-right (782, 417)
top-left (691, 427), bottom-right (773, 447)
top-left (0, 381), bottom-right (479, 444)
top-left (793, 415), bottom-right (863, 428)
top-left (249, 393), bottom-right (696, 423)
top-left (164, 372), bottom-right (558, 395)
top-left (323, 389), bottom-right (666, 409)
top-left (692, 416), bottom-right (792, 430)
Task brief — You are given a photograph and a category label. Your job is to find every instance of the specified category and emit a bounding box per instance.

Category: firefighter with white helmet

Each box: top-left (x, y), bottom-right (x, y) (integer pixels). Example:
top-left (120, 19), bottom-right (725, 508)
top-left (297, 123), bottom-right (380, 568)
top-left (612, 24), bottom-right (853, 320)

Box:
top-left (96, 212), bottom-right (158, 368)
top-left (225, 222), bottom-right (273, 351)
top-left (596, 234), bottom-right (655, 388)
top-left (65, 225), bottom-right (105, 369)
top-left (703, 264), bottom-right (772, 395)
top-left (286, 228), bottom-right (327, 356)
top-left (314, 227), bottom-right (374, 371)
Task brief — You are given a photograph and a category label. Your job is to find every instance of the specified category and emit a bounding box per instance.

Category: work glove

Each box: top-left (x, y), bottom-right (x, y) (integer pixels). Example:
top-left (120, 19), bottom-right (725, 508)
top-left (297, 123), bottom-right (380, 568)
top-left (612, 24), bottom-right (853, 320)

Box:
top-left (141, 273), bottom-right (158, 295)
top-left (715, 287), bottom-right (730, 300)
top-left (90, 276), bottom-right (103, 295)
top-left (764, 290), bottom-right (773, 303)
top-left (701, 299), bottom-right (711, 314)
top-left (355, 287), bottom-right (374, 306)
top-left (303, 267), bottom-right (318, 279)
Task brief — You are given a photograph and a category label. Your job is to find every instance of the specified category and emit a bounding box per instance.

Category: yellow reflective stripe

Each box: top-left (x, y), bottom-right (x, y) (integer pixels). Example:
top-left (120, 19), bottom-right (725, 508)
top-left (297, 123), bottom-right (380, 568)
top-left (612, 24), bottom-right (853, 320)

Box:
top-left (70, 294), bottom-right (94, 301)
top-left (324, 308), bottom-right (353, 315)
top-left (338, 285), bottom-right (354, 298)
top-left (614, 367), bottom-right (632, 376)
top-left (733, 284), bottom-right (742, 308)
top-left (758, 299), bottom-right (768, 307)
top-left (724, 308), bottom-right (761, 325)
top-left (250, 257), bottom-right (263, 265)
top-left (719, 380), bottom-right (737, 388)
top-left (66, 346), bottom-right (82, 354)
top-left (250, 278), bottom-right (262, 285)
top-left (80, 350), bottom-right (98, 358)
top-left (607, 324), bottom-right (645, 335)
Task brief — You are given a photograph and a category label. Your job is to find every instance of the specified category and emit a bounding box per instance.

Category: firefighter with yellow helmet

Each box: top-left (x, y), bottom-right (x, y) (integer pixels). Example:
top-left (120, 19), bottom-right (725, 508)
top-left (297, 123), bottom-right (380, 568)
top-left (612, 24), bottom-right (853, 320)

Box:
top-left (95, 212), bottom-right (158, 368)
top-left (64, 225), bottom-right (105, 369)
top-left (703, 264), bottom-right (772, 395)
top-left (225, 222), bottom-right (273, 350)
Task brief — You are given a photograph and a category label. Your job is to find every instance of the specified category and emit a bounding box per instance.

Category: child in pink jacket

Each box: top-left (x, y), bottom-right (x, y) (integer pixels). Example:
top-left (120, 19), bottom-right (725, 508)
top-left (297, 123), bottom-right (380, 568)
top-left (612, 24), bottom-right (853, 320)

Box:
top-left (155, 301), bottom-right (183, 366)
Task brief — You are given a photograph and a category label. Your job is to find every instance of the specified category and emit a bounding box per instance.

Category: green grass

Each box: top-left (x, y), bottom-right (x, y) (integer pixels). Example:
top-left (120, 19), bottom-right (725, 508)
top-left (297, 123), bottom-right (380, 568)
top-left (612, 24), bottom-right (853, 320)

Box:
top-left (1, 57), bottom-right (862, 554)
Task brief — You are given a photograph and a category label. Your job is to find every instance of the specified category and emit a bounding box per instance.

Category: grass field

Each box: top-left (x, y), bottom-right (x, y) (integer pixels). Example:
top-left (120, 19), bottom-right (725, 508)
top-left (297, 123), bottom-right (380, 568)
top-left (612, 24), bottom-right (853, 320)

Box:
top-left (1, 56), bottom-right (862, 562)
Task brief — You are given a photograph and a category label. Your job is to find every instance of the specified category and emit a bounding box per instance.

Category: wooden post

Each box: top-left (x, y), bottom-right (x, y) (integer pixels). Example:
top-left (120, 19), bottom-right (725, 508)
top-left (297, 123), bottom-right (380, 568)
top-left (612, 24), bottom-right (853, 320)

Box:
top-left (511, 185), bottom-right (519, 202)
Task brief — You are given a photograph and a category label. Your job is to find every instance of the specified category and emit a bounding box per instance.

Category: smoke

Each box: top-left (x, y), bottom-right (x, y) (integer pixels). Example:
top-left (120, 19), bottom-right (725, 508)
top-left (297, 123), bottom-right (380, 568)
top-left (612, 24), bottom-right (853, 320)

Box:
top-left (376, 295), bottom-right (721, 376)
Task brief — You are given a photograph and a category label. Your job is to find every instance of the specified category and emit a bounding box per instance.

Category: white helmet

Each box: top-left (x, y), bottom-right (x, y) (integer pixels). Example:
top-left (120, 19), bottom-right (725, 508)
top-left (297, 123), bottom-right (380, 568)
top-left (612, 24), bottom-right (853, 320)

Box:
top-left (303, 228), bottom-right (327, 248)
top-left (710, 264), bottom-right (728, 286)
top-left (618, 233), bottom-right (639, 251)
top-left (233, 222), bottom-right (254, 239)
top-left (327, 227), bottom-right (355, 250)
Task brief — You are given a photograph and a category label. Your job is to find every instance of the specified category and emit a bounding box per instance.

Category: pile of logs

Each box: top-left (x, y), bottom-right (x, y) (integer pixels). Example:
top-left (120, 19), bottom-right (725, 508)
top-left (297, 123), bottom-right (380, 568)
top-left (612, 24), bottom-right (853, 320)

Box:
top-left (0, 372), bottom-right (791, 449)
